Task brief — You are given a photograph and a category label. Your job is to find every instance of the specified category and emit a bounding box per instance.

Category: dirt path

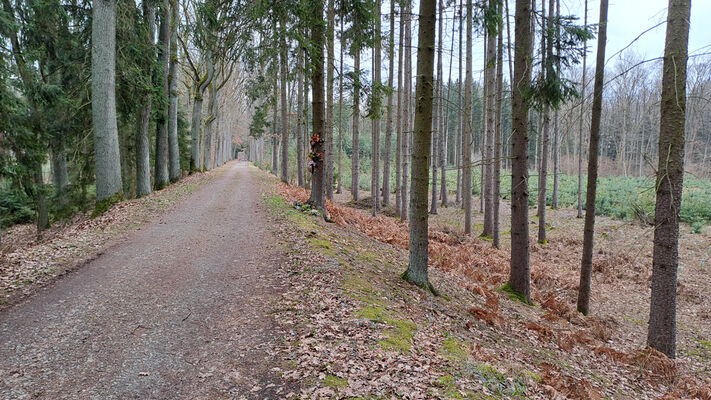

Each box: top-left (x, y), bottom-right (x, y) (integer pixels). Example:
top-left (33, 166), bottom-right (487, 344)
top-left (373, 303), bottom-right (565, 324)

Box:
top-left (0, 162), bottom-right (296, 399)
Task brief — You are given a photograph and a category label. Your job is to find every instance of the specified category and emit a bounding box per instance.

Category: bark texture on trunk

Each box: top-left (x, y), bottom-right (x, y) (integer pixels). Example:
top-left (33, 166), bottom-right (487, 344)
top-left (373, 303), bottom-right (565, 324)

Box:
top-left (462, 0), bottom-right (473, 234)
top-left (136, 2), bottom-right (154, 197)
top-left (395, 5), bottom-right (404, 217)
top-left (647, 0), bottom-right (690, 359)
top-left (404, 0), bottom-right (436, 294)
top-left (297, 46), bottom-right (305, 188)
top-left (401, 0), bottom-right (411, 221)
top-left (577, 1), bottom-right (588, 218)
top-left (168, 0), bottom-right (180, 182)
top-left (154, 1), bottom-right (170, 189)
top-left (371, 0), bottom-right (382, 216)
top-left (382, 0), bottom-right (395, 207)
top-left (325, 0), bottom-right (335, 199)
top-left (351, 50), bottom-right (361, 201)
top-left (482, 4), bottom-right (496, 237)
top-left (308, 0), bottom-right (326, 214)
top-left (493, 3), bottom-right (503, 249)
top-left (92, 0), bottom-right (123, 201)
top-left (508, 0), bottom-right (533, 303)
top-left (280, 17), bottom-right (289, 183)
top-left (577, 0), bottom-right (608, 316)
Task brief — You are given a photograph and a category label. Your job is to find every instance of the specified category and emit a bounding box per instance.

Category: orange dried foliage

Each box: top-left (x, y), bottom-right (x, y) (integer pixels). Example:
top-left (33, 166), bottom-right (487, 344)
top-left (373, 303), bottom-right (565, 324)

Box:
top-left (540, 362), bottom-right (603, 400)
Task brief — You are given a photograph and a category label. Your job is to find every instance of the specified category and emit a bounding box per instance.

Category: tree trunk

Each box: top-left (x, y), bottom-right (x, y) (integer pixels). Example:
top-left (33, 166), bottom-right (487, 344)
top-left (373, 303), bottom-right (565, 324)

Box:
top-left (551, 0), bottom-right (561, 208)
top-left (337, 19), bottom-right (344, 194)
top-left (647, 0), bottom-right (690, 359)
top-left (154, 1), bottom-right (170, 189)
top-left (456, 0), bottom-right (463, 205)
top-left (577, 0), bottom-right (608, 316)
top-left (92, 0), bottom-right (123, 202)
top-left (326, 0), bottom-right (335, 199)
top-left (372, 0), bottom-right (382, 216)
top-left (280, 18), bottom-right (289, 183)
top-left (462, 0), bottom-right (473, 234)
top-left (351, 50), bottom-right (361, 201)
top-left (482, 3), bottom-right (496, 237)
top-left (401, 0), bottom-right (412, 221)
top-left (203, 78), bottom-right (216, 171)
top-left (537, 0), bottom-right (554, 244)
top-left (493, 0), bottom-right (503, 249)
top-left (382, 0), bottom-right (395, 207)
top-left (395, 3), bottom-right (404, 216)
top-left (441, 1), bottom-right (453, 208)
top-left (577, 0), bottom-right (588, 218)
top-left (297, 45), bottom-right (305, 187)
top-left (136, 1), bottom-right (154, 196)
top-left (308, 0), bottom-right (326, 214)
top-left (508, 0), bottom-right (533, 303)
top-left (403, 0), bottom-right (436, 294)
top-left (168, 0), bottom-right (180, 182)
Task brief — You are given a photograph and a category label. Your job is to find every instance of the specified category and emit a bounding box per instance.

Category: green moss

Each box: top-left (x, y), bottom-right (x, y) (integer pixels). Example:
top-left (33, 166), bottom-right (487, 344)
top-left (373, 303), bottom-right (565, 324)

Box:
top-left (522, 369), bottom-right (542, 383)
top-left (439, 336), bottom-right (469, 363)
top-left (356, 306), bottom-right (417, 353)
top-left (322, 375), bottom-right (348, 389)
top-left (91, 191), bottom-right (124, 218)
top-left (469, 363), bottom-right (527, 397)
top-left (696, 338), bottom-right (711, 352)
top-left (498, 283), bottom-right (531, 305)
top-left (622, 315), bottom-right (646, 326)
top-left (342, 275), bottom-right (387, 306)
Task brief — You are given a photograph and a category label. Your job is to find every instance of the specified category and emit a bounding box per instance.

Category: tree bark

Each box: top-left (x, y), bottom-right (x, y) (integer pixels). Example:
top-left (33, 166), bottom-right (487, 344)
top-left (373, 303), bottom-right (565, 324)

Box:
top-left (337, 19), bottom-right (344, 194)
top-left (537, 0), bottom-right (554, 244)
top-left (577, 0), bottom-right (608, 316)
top-left (297, 45), bottom-right (305, 187)
top-left (382, 0), bottom-right (396, 207)
top-left (395, 3), bottom-right (404, 216)
top-left (401, 0), bottom-right (412, 221)
top-left (92, 0), bottom-right (123, 202)
top-left (136, 2), bottom-right (154, 196)
top-left (462, 0), bottom-right (473, 234)
top-left (280, 17), bottom-right (289, 183)
top-left (351, 50), bottom-right (361, 201)
top-left (493, 0), bottom-right (503, 249)
top-left (403, 0), bottom-right (436, 294)
top-left (577, 0), bottom-right (588, 218)
top-left (308, 0), bottom-right (326, 214)
top-left (154, 1), bottom-right (170, 189)
top-left (371, 0), bottom-right (382, 216)
top-left (326, 0), bottom-right (335, 198)
top-left (168, 0), bottom-right (180, 182)
top-left (647, 0), bottom-right (690, 359)
top-left (456, 0), bottom-right (463, 205)
top-left (508, 0), bottom-right (533, 303)
top-left (482, 1), bottom-right (496, 237)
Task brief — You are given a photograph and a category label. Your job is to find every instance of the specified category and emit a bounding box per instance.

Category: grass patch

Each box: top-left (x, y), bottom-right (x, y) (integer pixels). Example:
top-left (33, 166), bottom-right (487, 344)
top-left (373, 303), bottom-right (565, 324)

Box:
top-left (622, 315), bottom-right (646, 326)
top-left (322, 374), bottom-right (348, 389)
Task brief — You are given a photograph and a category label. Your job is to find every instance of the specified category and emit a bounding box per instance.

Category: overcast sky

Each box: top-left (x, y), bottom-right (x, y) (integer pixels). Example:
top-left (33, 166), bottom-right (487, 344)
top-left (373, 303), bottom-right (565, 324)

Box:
top-left (348, 0), bottom-right (710, 85)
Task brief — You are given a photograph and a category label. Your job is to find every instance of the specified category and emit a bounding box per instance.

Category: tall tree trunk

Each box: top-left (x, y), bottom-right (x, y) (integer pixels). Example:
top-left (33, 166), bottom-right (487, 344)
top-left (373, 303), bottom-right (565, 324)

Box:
top-left (297, 45), bottom-right (305, 187)
top-left (190, 54), bottom-right (213, 172)
top-left (456, 0), bottom-right (463, 205)
top-left (508, 0), bottom-right (534, 303)
top-left (326, 0), bottom-right (335, 198)
top-left (537, 0), bottom-right (554, 244)
top-left (482, 2), bottom-right (496, 237)
top-left (372, 0), bottom-right (382, 216)
top-left (136, 1), bottom-right (154, 196)
top-left (401, 0), bottom-right (412, 221)
top-left (351, 50), bottom-right (361, 201)
top-left (395, 3), bottom-right (404, 216)
top-left (337, 20), bottom-right (344, 194)
top-left (272, 66), bottom-right (279, 176)
top-left (203, 77), bottom-right (216, 171)
top-left (577, 0), bottom-right (588, 218)
top-left (383, 0), bottom-right (396, 207)
top-left (168, 0), bottom-right (180, 182)
top-left (430, 0), bottom-right (444, 215)
top-left (154, 1), bottom-right (170, 189)
top-left (576, 0), bottom-right (608, 315)
top-left (551, 0), bottom-right (561, 208)
top-left (647, 0), bottom-right (690, 359)
top-left (92, 0), bottom-right (123, 202)
top-left (308, 0), bottom-right (326, 214)
top-left (441, 1), bottom-right (453, 208)
top-left (280, 17), bottom-right (289, 183)
top-left (403, 0), bottom-right (436, 294)
top-left (462, 0), bottom-right (473, 234)
top-left (493, 0), bottom-right (503, 249)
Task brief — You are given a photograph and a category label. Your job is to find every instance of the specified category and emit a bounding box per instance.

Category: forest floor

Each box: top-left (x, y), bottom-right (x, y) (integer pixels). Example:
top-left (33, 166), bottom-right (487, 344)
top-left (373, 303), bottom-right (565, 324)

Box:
top-left (2, 163), bottom-right (710, 399)
top-left (273, 176), bottom-right (711, 399)
top-left (0, 161), bottom-right (299, 399)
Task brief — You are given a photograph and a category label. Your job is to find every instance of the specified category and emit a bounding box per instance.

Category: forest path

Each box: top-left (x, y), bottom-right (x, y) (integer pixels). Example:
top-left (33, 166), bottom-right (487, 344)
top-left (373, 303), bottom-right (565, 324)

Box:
top-left (0, 161), bottom-right (295, 399)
